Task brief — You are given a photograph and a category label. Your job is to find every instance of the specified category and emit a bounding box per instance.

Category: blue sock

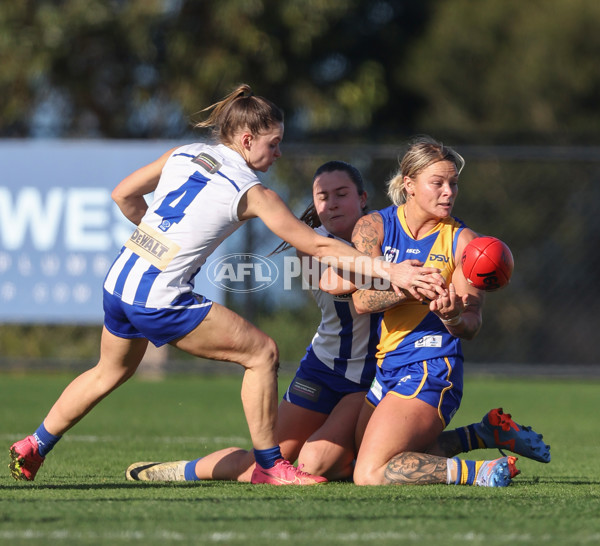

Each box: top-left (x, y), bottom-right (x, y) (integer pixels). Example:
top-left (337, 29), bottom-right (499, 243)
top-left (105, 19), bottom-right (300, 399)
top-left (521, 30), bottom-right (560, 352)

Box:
top-left (464, 460), bottom-right (477, 485)
top-left (456, 425), bottom-right (481, 452)
top-left (453, 458), bottom-right (477, 485)
top-left (33, 423), bottom-right (62, 457)
top-left (184, 458), bottom-right (202, 481)
top-left (253, 446), bottom-right (282, 469)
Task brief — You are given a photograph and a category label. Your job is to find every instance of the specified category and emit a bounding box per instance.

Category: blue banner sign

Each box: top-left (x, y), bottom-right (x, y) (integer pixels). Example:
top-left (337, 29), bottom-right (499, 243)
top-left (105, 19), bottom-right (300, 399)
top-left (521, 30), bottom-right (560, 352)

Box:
top-left (0, 140), bottom-right (222, 323)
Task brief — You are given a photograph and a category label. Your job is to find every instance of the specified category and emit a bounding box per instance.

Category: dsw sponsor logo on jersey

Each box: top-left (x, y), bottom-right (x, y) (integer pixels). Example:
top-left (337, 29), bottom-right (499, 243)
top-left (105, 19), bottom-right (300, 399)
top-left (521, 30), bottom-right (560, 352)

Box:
top-left (429, 254), bottom-right (450, 263)
top-left (207, 253), bottom-right (278, 293)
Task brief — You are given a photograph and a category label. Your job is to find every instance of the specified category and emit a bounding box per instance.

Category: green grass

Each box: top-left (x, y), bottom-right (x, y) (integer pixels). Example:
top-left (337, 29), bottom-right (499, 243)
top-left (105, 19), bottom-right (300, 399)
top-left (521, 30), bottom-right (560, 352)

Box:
top-left (1, 372), bottom-right (600, 545)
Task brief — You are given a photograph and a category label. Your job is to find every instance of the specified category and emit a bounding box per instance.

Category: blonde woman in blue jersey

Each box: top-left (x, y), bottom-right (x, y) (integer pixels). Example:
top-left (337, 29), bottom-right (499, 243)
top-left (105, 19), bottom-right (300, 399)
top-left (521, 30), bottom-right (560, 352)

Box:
top-left (352, 136), bottom-right (525, 487)
top-left (9, 87), bottom-right (447, 485)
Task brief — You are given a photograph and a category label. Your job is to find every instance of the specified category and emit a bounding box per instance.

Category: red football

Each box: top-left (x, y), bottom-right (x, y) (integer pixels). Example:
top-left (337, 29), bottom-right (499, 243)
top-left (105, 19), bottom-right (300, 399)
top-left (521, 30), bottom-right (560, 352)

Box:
top-left (461, 236), bottom-right (514, 291)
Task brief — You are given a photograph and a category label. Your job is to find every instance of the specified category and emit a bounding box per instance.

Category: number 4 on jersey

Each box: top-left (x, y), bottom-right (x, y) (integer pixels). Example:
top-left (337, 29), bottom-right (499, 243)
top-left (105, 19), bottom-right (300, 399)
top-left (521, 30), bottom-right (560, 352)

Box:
top-left (155, 171), bottom-right (208, 231)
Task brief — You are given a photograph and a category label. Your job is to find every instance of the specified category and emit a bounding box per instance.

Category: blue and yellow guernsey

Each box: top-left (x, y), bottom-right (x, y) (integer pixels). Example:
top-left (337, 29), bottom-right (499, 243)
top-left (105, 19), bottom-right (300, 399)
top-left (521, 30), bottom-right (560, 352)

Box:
top-left (376, 204), bottom-right (467, 370)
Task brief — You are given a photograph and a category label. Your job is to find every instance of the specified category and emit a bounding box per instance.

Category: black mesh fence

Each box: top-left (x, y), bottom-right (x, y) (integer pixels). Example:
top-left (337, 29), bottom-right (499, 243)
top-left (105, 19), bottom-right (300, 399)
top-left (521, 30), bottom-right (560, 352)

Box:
top-left (1, 143), bottom-right (598, 372)
top-left (271, 143), bottom-right (600, 367)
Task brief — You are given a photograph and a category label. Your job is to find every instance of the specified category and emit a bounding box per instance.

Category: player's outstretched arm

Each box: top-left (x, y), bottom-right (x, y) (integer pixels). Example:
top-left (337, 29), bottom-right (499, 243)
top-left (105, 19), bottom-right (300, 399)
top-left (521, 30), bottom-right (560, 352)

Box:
top-left (239, 186), bottom-right (385, 278)
top-left (240, 186), bottom-right (445, 295)
top-left (111, 147), bottom-right (178, 225)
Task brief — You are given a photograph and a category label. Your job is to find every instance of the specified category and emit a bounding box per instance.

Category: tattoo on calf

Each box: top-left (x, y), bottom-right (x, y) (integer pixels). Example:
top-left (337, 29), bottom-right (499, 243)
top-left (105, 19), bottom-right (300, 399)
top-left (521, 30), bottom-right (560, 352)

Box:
top-left (383, 452), bottom-right (448, 485)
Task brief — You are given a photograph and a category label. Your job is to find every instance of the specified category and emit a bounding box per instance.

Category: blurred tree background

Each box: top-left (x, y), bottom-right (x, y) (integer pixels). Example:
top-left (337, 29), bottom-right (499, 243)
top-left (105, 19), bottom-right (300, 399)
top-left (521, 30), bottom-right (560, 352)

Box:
top-left (1, 0), bottom-right (599, 368)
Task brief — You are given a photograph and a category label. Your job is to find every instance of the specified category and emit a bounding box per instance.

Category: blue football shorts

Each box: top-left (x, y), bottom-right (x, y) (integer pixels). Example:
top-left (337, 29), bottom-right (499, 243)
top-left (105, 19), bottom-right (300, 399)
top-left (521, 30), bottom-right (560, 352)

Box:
top-left (103, 289), bottom-right (213, 347)
top-left (366, 356), bottom-right (464, 428)
top-left (283, 347), bottom-right (372, 414)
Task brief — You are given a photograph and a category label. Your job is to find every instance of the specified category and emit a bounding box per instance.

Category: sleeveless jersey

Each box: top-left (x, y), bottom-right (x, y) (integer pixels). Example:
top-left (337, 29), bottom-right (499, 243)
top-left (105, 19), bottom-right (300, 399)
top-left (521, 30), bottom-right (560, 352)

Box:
top-left (306, 225), bottom-right (380, 385)
top-left (376, 204), bottom-right (466, 369)
top-left (104, 143), bottom-right (261, 308)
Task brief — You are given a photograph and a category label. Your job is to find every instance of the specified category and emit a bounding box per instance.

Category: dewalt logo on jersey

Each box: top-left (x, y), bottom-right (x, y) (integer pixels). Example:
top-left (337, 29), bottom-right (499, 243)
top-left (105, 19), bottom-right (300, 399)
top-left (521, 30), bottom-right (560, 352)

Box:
top-left (130, 230), bottom-right (169, 259)
top-left (125, 223), bottom-right (180, 271)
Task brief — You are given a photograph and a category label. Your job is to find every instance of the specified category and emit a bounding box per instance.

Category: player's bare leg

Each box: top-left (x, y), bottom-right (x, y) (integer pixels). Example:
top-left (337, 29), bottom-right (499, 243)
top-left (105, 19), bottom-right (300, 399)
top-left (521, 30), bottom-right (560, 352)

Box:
top-left (171, 302), bottom-right (279, 451)
top-left (354, 396), bottom-right (518, 487)
top-left (44, 329), bottom-right (148, 435)
top-left (128, 396), bottom-right (336, 483)
top-left (10, 328), bottom-right (147, 481)
top-left (297, 392), bottom-right (365, 480)
top-left (171, 302), bottom-right (326, 485)
top-left (276, 400), bottom-right (328, 464)
top-left (191, 447), bottom-right (255, 481)
top-left (354, 395), bottom-right (444, 485)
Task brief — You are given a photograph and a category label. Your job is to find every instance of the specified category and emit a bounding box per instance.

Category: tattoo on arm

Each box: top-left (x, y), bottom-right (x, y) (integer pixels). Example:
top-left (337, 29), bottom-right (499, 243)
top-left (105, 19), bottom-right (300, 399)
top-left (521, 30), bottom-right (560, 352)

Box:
top-left (383, 452), bottom-right (448, 485)
top-left (351, 213), bottom-right (410, 312)
top-left (354, 287), bottom-right (405, 313)
top-left (352, 213), bottom-right (383, 256)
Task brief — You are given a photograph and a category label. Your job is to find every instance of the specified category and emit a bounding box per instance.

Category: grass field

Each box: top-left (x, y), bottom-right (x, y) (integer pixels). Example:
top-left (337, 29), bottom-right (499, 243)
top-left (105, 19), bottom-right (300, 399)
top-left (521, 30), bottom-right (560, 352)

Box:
top-left (1, 371), bottom-right (599, 545)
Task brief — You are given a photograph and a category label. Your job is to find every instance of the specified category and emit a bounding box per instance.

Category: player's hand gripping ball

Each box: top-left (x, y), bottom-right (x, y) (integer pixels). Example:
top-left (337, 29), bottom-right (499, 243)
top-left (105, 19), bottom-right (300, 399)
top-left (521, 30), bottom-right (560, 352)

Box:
top-left (461, 236), bottom-right (514, 291)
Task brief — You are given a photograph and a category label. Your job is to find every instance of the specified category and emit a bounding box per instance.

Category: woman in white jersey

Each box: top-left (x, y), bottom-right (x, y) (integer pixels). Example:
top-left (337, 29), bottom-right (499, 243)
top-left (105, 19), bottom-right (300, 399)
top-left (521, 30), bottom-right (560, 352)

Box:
top-left (9, 86), bottom-right (446, 485)
top-left (125, 161), bottom-right (377, 483)
top-left (124, 161), bottom-right (549, 484)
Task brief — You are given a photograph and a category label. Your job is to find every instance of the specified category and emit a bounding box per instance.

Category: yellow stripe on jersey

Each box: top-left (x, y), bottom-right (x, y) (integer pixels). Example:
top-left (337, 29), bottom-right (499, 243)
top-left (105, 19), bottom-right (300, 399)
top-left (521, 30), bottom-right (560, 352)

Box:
top-left (124, 222), bottom-right (181, 271)
top-left (376, 207), bottom-right (462, 361)
top-left (398, 206), bottom-right (458, 284)
top-left (422, 228), bottom-right (456, 284)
